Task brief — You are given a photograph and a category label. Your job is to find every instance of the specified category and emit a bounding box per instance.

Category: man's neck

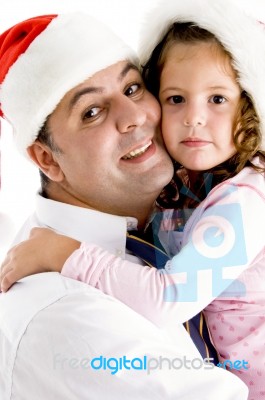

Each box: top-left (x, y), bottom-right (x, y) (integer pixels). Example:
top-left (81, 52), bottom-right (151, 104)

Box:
top-left (43, 184), bottom-right (157, 231)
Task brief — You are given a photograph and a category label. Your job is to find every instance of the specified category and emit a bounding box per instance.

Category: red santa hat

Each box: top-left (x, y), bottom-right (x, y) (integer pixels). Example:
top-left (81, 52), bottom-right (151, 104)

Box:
top-left (139, 0), bottom-right (265, 150)
top-left (0, 13), bottom-right (137, 156)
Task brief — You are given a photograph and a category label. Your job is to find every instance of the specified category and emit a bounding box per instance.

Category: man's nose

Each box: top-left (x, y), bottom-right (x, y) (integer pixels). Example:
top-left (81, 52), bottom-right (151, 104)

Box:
top-left (116, 96), bottom-right (146, 133)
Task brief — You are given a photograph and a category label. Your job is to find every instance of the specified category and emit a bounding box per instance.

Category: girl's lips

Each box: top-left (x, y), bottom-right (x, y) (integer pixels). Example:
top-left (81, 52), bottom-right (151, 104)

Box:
top-left (181, 140), bottom-right (211, 147)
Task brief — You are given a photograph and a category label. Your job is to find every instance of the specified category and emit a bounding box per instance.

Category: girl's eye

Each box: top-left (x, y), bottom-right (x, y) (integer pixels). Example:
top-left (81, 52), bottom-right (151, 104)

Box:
top-left (210, 95), bottom-right (226, 104)
top-left (83, 107), bottom-right (101, 120)
top-left (124, 83), bottom-right (141, 96)
top-left (168, 95), bottom-right (185, 104)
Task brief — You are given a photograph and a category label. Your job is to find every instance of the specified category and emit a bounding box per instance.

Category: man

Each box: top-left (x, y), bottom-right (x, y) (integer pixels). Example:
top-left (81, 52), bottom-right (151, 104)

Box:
top-left (0, 13), bottom-right (248, 399)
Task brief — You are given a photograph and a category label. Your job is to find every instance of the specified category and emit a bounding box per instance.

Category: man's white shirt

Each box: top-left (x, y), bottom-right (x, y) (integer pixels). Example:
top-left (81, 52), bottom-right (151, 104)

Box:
top-left (0, 194), bottom-right (248, 399)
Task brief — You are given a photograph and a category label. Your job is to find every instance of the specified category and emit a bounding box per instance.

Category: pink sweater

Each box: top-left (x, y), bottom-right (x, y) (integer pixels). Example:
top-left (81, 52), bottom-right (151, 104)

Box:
top-left (62, 163), bottom-right (265, 400)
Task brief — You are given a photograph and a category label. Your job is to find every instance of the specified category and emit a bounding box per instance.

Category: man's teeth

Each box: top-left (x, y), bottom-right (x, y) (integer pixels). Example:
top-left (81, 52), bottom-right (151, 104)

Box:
top-left (123, 141), bottom-right (152, 160)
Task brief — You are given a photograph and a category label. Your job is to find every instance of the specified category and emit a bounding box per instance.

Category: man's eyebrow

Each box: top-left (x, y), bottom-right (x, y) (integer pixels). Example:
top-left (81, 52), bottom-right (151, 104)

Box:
top-left (68, 62), bottom-right (139, 112)
top-left (69, 87), bottom-right (103, 112)
top-left (118, 62), bottom-right (139, 81)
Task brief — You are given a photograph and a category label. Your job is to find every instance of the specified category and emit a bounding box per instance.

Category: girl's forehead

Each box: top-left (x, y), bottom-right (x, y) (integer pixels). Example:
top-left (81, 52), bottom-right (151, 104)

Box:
top-left (164, 40), bottom-right (237, 78)
top-left (164, 40), bottom-right (224, 60)
top-left (160, 42), bottom-right (241, 95)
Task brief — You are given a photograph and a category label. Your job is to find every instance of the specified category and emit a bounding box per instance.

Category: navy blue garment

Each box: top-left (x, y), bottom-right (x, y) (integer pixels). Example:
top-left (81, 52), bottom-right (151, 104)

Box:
top-left (126, 231), bottom-right (219, 364)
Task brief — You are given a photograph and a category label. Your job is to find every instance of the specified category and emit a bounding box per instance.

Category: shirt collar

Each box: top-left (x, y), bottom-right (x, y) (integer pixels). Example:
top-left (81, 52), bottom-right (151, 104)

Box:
top-left (36, 194), bottom-right (138, 259)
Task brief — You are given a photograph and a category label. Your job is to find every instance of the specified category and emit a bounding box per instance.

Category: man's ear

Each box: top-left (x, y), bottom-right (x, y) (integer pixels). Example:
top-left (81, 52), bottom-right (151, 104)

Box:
top-left (27, 141), bottom-right (64, 182)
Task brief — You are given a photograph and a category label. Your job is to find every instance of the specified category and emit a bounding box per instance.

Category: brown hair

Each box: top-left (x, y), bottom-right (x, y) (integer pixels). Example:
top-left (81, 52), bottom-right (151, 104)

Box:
top-left (142, 22), bottom-right (265, 208)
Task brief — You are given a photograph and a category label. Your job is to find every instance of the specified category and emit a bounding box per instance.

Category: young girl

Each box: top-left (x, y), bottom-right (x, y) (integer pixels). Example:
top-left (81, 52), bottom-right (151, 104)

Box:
top-left (1, 1), bottom-right (265, 398)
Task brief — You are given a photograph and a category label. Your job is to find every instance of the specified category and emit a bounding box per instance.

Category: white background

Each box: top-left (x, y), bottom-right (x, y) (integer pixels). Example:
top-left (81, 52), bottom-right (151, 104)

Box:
top-left (1, 0), bottom-right (265, 261)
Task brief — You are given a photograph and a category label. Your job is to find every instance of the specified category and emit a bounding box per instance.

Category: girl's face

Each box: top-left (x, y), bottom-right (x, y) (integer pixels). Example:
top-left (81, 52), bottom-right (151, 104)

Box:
top-left (159, 41), bottom-right (241, 172)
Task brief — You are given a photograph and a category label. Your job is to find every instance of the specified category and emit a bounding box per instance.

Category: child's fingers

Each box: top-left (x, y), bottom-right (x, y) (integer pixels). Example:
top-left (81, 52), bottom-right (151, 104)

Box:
top-left (0, 263), bottom-right (15, 292)
top-left (0, 255), bottom-right (11, 281)
top-left (1, 249), bottom-right (25, 292)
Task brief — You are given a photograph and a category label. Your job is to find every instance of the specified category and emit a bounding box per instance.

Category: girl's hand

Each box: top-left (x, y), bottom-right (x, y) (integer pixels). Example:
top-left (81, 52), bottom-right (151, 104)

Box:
top-left (0, 227), bottom-right (80, 292)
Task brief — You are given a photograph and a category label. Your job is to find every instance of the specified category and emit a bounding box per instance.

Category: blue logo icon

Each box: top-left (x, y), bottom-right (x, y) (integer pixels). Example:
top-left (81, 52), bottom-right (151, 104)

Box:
top-left (164, 188), bottom-right (247, 302)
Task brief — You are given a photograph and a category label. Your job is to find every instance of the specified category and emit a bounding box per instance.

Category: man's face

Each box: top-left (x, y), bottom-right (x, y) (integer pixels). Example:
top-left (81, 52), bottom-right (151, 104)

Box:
top-left (45, 61), bottom-right (173, 214)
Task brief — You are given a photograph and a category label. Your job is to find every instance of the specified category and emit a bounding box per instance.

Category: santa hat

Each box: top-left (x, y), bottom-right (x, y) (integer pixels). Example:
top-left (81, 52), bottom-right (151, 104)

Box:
top-left (139, 0), bottom-right (265, 150)
top-left (0, 13), bottom-right (137, 156)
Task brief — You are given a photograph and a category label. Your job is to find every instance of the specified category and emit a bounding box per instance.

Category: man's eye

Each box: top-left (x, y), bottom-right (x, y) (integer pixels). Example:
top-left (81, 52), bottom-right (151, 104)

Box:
top-left (168, 95), bottom-right (184, 104)
top-left (83, 107), bottom-right (101, 120)
top-left (210, 95), bottom-right (226, 104)
top-left (124, 83), bottom-right (141, 96)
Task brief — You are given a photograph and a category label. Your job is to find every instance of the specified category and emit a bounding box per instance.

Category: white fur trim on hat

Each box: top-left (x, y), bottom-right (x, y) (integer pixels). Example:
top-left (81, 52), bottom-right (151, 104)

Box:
top-left (0, 13), bottom-right (137, 156)
top-left (139, 0), bottom-right (265, 150)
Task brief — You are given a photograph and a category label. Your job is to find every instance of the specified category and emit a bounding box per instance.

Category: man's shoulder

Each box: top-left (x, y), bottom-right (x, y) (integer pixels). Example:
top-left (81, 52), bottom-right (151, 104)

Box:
top-left (0, 272), bottom-right (90, 398)
top-left (11, 212), bottom-right (39, 245)
top-left (0, 271), bottom-right (151, 344)
top-left (0, 273), bottom-right (89, 339)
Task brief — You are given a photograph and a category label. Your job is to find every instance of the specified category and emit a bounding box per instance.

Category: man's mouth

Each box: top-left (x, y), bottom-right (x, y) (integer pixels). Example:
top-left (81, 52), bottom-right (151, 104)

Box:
top-left (122, 140), bottom-right (152, 160)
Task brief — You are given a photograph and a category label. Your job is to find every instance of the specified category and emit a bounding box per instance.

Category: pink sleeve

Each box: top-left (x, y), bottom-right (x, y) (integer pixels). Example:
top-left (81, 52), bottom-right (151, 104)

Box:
top-left (62, 242), bottom-right (194, 327)
top-left (62, 181), bottom-right (265, 329)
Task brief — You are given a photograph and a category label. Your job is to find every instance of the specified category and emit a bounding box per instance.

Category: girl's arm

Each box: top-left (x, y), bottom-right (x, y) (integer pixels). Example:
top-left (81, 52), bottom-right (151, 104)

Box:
top-left (1, 182), bottom-right (264, 326)
top-left (62, 181), bottom-right (265, 325)
top-left (0, 227), bottom-right (188, 326)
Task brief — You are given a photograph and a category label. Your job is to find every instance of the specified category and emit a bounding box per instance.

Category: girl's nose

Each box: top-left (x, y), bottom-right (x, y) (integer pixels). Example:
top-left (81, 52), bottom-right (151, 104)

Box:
top-left (183, 103), bottom-right (206, 127)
